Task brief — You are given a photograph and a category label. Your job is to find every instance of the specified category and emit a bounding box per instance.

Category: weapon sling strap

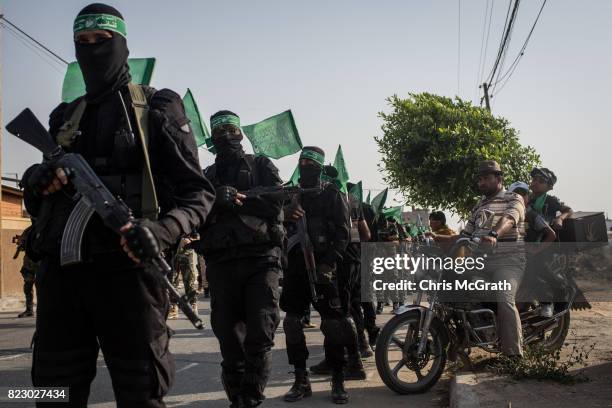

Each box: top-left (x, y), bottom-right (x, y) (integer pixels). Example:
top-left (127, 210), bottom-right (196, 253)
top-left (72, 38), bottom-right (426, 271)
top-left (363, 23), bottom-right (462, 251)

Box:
top-left (56, 86), bottom-right (160, 220)
top-left (128, 83), bottom-right (160, 220)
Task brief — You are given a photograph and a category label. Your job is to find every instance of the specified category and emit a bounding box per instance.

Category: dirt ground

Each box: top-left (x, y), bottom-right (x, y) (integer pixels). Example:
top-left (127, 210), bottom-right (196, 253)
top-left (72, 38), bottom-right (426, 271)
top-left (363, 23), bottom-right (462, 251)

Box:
top-left (461, 301), bottom-right (612, 407)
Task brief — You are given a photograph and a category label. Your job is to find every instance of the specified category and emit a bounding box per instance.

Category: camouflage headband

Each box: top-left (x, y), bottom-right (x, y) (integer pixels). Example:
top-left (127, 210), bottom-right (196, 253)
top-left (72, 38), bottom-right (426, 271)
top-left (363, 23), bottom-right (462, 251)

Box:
top-left (74, 14), bottom-right (127, 38)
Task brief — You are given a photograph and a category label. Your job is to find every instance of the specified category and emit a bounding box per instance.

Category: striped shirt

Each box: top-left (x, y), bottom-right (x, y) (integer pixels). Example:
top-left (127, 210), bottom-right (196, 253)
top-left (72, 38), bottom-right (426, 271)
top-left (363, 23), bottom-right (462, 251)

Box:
top-left (463, 189), bottom-right (525, 254)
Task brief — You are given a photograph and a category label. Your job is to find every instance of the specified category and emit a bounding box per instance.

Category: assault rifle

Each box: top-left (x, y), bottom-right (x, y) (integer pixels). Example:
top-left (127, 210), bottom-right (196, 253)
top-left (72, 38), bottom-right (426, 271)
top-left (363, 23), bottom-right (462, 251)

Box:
top-left (241, 185), bottom-right (320, 301)
top-left (287, 214), bottom-right (318, 303)
top-left (6, 108), bottom-right (204, 330)
top-left (239, 185), bottom-right (322, 199)
top-left (239, 185), bottom-right (320, 301)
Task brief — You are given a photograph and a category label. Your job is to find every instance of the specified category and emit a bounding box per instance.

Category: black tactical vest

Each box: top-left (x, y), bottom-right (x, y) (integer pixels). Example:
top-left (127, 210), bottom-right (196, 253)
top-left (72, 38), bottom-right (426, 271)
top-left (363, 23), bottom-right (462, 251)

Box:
top-left (300, 182), bottom-right (338, 254)
top-left (200, 155), bottom-right (283, 255)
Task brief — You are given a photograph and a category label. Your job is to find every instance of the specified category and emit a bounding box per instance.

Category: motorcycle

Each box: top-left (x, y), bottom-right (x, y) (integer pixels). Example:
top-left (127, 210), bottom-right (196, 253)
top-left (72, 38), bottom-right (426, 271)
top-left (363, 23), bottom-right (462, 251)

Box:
top-left (375, 237), bottom-right (579, 394)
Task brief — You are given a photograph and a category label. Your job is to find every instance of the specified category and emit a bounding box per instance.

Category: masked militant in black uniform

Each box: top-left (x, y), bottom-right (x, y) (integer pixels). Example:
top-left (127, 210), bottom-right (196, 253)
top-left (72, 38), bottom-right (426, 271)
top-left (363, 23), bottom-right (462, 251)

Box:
top-left (309, 182), bottom-right (369, 375)
top-left (20, 4), bottom-right (215, 407)
top-left (339, 186), bottom-right (374, 358)
top-left (199, 111), bottom-right (284, 408)
top-left (281, 146), bottom-right (355, 404)
top-left (13, 224), bottom-right (39, 318)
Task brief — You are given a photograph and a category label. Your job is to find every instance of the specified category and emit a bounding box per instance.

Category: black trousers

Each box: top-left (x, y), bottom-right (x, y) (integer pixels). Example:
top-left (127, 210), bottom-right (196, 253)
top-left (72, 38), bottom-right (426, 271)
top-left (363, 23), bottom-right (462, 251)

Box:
top-left (32, 256), bottom-right (173, 408)
top-left (21, 266), bottom-right (36, 310)
top-left (361, 301), bottom-right (378, 336)
top-left (207, 257), bottom-right (281, 404)
top-left (339, 260), bottom-right (380, 348)
top-left (280, 254), bottom-right (355, 372)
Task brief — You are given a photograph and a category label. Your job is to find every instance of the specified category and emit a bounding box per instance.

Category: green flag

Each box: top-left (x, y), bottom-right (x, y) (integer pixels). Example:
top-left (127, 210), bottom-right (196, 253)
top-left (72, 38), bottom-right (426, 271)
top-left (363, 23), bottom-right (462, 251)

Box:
top-left (333, 145), bottom-right (349, 193)
top-left (406, 223), bottom-right (419, 237)
top-left (348, 181), bottom-right (363, 203)
top-left (382, 206), bottom-right (403, 224)
top-left (61, 58), bottom-right (156, 103)
top-left (365, 190), bottom-right (371, 205)
top-left (371, 188), bottom-right (388, 218)
top-left (286, 165), bottom-right (300, 186)
top-left (242, 110), bottom-right (302, 159)
top-left (182, 89), bottom-right (211, 149)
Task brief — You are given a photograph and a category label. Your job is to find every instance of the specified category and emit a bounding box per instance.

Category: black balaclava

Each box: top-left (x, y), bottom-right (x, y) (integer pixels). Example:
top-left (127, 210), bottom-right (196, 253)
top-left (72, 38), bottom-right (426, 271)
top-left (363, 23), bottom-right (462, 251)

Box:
top-left (299, 146), bottom-right (325, 188)
top-left (74, 4), bottom-right (131, 103)
top-left (210, 110), bottom-right (245, 164)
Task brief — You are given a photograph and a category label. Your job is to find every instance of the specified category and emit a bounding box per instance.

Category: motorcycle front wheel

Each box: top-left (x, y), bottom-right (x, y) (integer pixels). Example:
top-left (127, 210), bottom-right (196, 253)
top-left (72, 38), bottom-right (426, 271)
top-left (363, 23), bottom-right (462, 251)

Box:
top-left (375, 310), bottom-right (448, 394)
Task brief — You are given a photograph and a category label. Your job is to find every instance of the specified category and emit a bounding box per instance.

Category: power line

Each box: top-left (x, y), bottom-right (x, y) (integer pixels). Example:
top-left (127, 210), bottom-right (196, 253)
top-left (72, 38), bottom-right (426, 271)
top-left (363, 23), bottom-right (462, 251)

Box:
top-left (0, 21), bottom-right (65, 76)
top-left (486, 0), bottom-right (520, 87)
top-left (482, 0), bottom-right (495, 82)
top-left (489, 0), bottom-right (513, 83)
top-left (457, 0), bottom-right (462, 96)
top-left (490, 0), bottom-right (548, 96)
top-left (476, 0), bottom-right (489, 100)
top-left (491, 2), bottom-right (521, 92)
top-left (476, 0), bottom-right (494, 102)
top-left (0, 15), bottom-right (69, 65)
top-left (0, 22), bottom-right (65, 74)
top-left (481, 0), bottom-right (521, 108)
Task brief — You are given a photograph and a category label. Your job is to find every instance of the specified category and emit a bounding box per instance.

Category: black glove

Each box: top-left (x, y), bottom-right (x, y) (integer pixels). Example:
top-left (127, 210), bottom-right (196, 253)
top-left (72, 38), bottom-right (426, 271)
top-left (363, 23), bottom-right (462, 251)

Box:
top-left (215, 185), bottom-right (238, 208)
top-left (25, 162), bottom-right (56, 195)
top-left (123, 220), bottom-right (161, 261)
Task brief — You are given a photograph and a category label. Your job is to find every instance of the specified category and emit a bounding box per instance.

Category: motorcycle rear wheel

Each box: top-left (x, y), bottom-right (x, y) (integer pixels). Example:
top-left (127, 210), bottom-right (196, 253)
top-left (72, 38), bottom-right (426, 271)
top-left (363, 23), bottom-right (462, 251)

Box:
top-left (530, 309), bottom-right (570, 352)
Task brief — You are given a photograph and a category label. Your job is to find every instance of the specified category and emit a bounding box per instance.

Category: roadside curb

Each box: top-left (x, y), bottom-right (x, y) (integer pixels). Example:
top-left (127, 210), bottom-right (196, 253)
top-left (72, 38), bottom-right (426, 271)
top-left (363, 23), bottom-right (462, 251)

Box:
top-left (450, 371), bottom-right (481, 408)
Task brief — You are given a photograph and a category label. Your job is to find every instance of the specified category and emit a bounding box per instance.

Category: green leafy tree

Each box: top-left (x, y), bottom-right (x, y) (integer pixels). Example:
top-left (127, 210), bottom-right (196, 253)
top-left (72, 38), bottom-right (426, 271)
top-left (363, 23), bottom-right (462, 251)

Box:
top-left (376, 93), bottom-right (541, 218)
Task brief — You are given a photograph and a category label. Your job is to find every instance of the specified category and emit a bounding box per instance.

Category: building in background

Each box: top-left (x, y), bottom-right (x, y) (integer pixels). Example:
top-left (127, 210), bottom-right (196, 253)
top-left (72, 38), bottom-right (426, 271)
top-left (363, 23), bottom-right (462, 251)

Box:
top-left (402, 208), bottom-right (430, 229)
top-left (0, 184), bottom-right (31, 299)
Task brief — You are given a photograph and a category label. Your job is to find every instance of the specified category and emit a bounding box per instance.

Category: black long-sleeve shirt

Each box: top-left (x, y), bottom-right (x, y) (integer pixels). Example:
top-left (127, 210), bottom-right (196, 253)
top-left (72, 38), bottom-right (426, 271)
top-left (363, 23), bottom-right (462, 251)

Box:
top-left (297, 183), bottom-right (350, 266)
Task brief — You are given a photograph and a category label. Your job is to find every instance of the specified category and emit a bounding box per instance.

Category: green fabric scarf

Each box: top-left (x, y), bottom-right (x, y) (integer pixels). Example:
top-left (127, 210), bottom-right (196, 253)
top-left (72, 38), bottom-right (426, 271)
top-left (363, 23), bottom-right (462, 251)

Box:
top-left (532, 193), bottom-right (547, 214)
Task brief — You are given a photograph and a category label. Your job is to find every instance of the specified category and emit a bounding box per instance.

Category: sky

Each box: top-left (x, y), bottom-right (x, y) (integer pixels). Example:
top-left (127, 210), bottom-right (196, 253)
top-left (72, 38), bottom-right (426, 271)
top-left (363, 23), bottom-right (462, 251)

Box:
top-left (1, 0), bottom-right (611, 222)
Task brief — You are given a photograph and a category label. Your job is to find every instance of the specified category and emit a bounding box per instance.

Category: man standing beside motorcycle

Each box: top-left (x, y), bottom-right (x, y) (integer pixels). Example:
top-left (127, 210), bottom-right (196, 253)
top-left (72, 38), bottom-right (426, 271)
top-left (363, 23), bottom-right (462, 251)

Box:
top-left (528, 168), bottom-right (574, 317)
top-left (429, 160), bottom-right (526, 358)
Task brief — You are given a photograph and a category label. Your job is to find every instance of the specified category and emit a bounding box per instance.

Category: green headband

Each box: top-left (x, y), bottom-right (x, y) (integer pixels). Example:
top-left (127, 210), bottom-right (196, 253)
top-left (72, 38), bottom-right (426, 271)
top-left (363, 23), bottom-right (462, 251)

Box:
top-left (211, 114), bottom-right (241, 130)
top-left (74, 14), bottom-right (127, 38)
top-left (300, 149), bottom-right (325, 166)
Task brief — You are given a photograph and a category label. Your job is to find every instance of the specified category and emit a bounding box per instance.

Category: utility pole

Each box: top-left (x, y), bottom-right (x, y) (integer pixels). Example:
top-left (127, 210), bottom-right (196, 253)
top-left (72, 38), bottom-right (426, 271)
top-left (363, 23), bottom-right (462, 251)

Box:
top-left (0, 10), bottom-right (4, 293)
top-left (481, 82), bottom-right (491, 112)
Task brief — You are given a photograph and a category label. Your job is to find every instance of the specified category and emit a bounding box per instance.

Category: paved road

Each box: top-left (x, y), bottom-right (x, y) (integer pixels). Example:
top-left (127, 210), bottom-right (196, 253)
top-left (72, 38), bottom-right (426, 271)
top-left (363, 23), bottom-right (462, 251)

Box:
top-left (0, 300), bottom-right (448, 407)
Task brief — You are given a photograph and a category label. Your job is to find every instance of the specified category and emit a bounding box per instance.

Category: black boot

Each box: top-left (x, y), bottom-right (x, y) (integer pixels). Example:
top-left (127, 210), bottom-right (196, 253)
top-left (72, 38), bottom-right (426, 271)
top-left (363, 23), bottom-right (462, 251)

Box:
top-left (331, 370), bottom-right (349, 404)
top-left (359, 345), bottom-right (373, 358)
top-left (17, 306), bottom-right (33, 318)
top-left (241, 396), bottom-right (261, 407)
top-left (368, 326), bottom-right (380, 349)
top-left (376, 302), bottom-right (384, 314)
top-left (284, 368), bottom-right (312, 402)
top-left (229, 396), bottom-right (245, 408)
top-left (310, 358), bottom-right (332, 375)
top-left (357, 329), bottom-right (373, 358)
top-left (222, 371), bottom-right (243, 408)
top-left (19, 282), bottom-right (34, 318)
top-left (345, 352), bottom-right (367, 380)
